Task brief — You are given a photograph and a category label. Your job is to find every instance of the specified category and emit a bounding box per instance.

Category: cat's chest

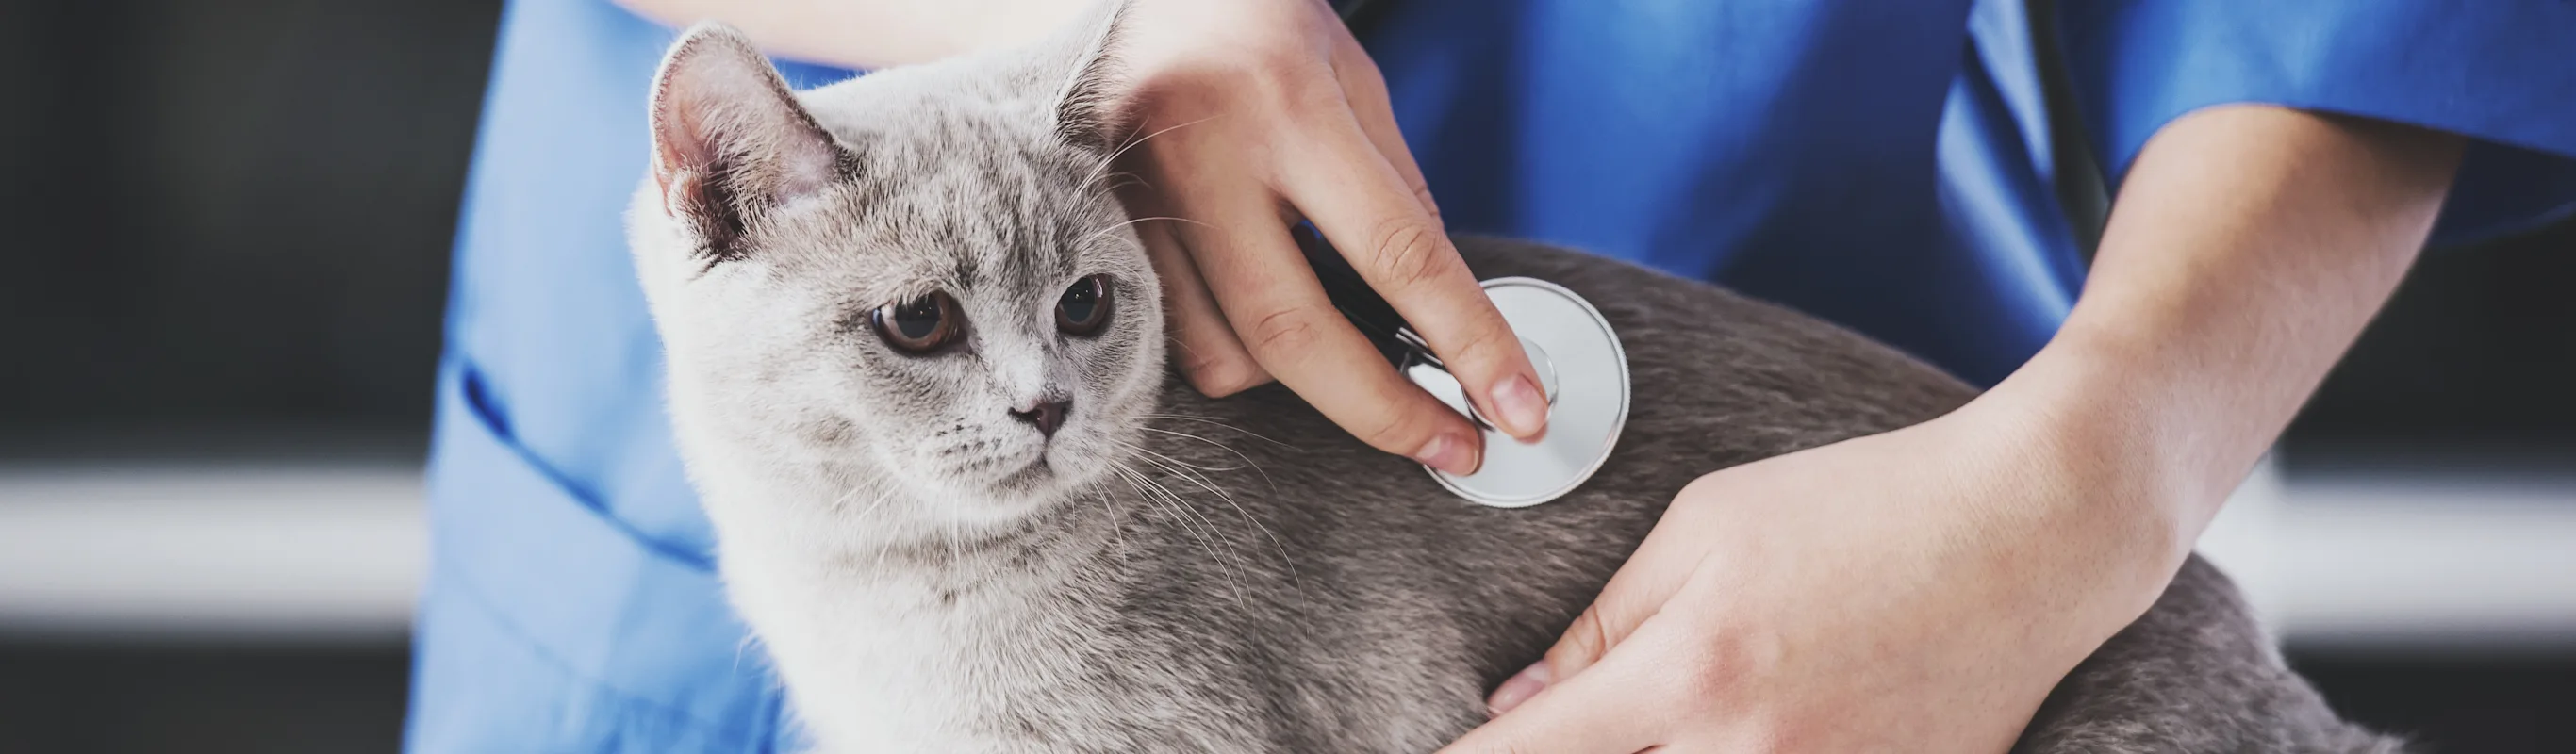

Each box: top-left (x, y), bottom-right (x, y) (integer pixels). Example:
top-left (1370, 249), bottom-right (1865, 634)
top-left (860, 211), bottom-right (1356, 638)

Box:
top-left (735, 551), bottom-right (1269, 752)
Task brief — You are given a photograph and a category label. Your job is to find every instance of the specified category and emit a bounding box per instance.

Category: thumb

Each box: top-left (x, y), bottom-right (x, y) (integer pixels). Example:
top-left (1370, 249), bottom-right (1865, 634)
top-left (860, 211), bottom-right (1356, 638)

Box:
top-left (1487, 532), bottom-right (1700, 716)
top-left (1442, 646), bottom-right (1664, 754)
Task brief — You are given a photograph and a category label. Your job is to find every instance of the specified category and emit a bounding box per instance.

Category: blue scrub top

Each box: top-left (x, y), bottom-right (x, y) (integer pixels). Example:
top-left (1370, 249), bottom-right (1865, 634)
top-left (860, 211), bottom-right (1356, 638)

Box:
top-left (407, 1), bottom-right (2576, 750)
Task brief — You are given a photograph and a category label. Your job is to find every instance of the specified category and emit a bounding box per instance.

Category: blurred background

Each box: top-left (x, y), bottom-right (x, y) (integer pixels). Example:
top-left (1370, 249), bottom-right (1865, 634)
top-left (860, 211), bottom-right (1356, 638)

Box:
top-left (0, 0), bottom-right (2568, 752)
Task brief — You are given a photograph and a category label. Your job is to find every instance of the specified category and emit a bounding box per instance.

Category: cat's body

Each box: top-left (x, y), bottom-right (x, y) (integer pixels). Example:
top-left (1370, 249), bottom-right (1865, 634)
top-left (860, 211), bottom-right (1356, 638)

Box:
top-left (626, 7), bottom-right (2398, 752)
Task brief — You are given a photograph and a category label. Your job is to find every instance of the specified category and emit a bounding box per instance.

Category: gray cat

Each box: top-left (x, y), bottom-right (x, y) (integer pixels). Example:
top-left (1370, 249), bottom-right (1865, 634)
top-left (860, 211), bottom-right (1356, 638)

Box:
top-left (624, 6), bottom-right (2401, 753)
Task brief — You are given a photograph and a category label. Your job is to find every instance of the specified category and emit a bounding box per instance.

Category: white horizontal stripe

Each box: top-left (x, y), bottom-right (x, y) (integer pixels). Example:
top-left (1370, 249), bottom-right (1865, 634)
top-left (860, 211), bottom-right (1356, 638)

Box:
top-left (1, 463), bottom-right (2570, 648)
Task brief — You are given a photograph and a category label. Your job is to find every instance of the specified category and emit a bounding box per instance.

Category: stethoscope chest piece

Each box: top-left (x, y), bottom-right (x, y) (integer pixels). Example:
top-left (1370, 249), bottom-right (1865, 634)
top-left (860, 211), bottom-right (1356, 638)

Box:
top-left (1403, 277), bottom-right (1629, 508)
top-left (1294, 223), bottom-right (1631, 509)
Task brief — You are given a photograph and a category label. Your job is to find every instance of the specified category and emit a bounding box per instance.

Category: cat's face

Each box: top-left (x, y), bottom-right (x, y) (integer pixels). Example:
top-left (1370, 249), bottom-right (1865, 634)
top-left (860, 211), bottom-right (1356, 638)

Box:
top-left (630, 11), bottom-right (1163, 531)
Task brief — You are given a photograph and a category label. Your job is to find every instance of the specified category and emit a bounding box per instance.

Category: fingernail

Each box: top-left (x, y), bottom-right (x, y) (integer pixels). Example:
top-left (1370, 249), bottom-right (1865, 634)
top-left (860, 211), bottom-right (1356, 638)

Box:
top-left (1491, 374), bottom-right (1547, 440)
top-left (1414, 432), bottom-right (1480, 476)
top-left (1485, 663), bottom-right (1552, 717)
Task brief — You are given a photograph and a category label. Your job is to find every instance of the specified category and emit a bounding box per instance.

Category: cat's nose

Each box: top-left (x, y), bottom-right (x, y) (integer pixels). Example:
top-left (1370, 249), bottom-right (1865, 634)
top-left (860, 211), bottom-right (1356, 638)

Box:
top-left (1009, 399), bottom-right (1070, 438)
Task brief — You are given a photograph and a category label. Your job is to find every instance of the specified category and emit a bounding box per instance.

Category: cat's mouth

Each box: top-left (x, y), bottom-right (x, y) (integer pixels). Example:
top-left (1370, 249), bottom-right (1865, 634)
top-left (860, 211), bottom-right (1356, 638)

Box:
top-left (929, 419), bottom-right (1118, 509)
top-left (1000, 454), bottom-right (1052, 483)
top-left (985, 437), bottom-right (1120, 506)
top-left (983, 444), bottom-right (1062, 497)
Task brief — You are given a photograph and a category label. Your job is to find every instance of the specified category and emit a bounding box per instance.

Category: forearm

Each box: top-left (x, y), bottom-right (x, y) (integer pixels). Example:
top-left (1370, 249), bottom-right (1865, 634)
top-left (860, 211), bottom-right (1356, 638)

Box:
top-left (614, 0), bottom-right (1089, 68)
top-left (1999, 105), bottom-right (2462, 570)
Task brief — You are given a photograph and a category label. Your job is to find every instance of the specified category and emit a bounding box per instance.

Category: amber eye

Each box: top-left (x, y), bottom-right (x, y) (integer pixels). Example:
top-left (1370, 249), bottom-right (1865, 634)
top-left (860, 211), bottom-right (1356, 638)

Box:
top-left (1055, 274), bottom-right (1114, 336)
top-left (871, 291), bottom-right (965, 353)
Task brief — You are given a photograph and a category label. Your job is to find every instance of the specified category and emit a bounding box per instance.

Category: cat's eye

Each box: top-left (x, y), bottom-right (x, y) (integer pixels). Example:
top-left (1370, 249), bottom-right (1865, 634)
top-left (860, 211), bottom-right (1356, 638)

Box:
top-left (871, 291), bottom-right (965, 353)
top-left (1056, 274), bottom-right (1115, 336)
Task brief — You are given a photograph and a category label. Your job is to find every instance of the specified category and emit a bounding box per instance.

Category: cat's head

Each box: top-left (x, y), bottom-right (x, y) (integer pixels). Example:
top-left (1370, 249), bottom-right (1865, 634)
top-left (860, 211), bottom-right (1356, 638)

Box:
top-left (628, 5), bottom-right (1161, 533)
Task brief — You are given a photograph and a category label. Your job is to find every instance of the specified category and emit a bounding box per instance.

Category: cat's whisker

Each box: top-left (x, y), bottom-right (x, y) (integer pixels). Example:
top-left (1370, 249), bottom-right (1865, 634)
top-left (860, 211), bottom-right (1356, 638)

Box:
top-left (1075, 474), bottom-right (1132, 550)
top-left (1108, 463), bottom-right (1210, 557)
top-left (944, 515), bottom-right (964, 566)
top-left (825, 473), bottom-right (904, 523)
top-left (1096, 490), bottom-right (1128, 550)
top-left (851, 486), bottom-right (900, 520)
top-left (824, 478), bottom-right (871, 514)
top-left (1085, 169), bottom-right (1142, 190)
top-left (1116, 446), bottom-right (1265, 560)
top-left (1110, 461), bottom-right (1247, 606)
top-left (1077, 215), bottom-right (1212, 250)
top-left (1138, 426), bottom-right (1276, 492)
top-left (1141, 413), bottom-right (1291, 448)
top-left (1137, 468), bottom-right (1247, 599)
top-left (1084, 172), bottom-right (1148, 205)
top-left (1119, 441), bottom-right (1301, 593)
top-left (1123, 441), bottom-right (1230, 472)
top-left (1082, 115), bottom-right (1218, 188)
top-left (1120, 442), bottom-right (1242, 507)
top-left (731, 631), bottom-right (762, 677)
top-left (1129, 461), bottom-right (1253, 605)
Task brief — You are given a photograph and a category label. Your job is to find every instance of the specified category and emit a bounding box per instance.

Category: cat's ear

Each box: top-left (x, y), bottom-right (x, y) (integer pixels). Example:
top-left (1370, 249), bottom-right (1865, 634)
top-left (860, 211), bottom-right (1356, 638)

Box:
top-left (1046, 0), bottom-right (1133, 152)
top-left (648, 24), bottom-right (847, 256)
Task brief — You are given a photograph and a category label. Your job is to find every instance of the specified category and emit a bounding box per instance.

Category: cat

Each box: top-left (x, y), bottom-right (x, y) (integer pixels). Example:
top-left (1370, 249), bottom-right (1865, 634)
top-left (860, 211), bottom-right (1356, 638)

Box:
top-left (623, 5), bottom-right (2401, 752)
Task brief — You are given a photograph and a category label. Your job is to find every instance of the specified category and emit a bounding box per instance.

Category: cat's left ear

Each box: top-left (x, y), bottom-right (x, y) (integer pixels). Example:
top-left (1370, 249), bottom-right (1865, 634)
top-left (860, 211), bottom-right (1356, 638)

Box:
top-left (1045, 0), bottom-right (1133, 152)
top-left (649, 24), bottom-right (848, 257)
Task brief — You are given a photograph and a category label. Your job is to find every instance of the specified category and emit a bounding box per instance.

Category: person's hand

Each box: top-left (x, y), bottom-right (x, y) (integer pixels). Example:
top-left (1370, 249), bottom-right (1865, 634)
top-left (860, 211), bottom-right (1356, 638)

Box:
top-left (1444, 393), bottom-right (2189, 753)
top-left (1106, 0), bottom-right (1547, 475)
top-left (1426, 103), bottom-right (2464, 754)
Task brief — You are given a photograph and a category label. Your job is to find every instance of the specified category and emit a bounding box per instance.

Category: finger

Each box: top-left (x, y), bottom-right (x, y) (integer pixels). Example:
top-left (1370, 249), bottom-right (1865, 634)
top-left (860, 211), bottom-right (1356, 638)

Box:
top-left (1330, 27), bottom-right (1438, 219)
top-left (1323, 28), bottom-right (1535, 441)
top-left (1279, 119), bottom-right (1548, 442)
top-left (1440, 641), bottom-right (1671, 754)
top-left (1124, 188), bottom-right (1272, 396)
top-left (1500, 508), bottom-right (1716, 713)
top-left (1160, 174), bottom-right (1487, 475)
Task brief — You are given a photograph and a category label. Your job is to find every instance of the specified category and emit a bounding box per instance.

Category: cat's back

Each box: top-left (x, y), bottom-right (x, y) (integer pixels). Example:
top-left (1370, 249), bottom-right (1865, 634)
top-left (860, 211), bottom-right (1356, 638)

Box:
top-left (1149, 235), bottom-right (1976, 506)
top-left (1119, 237), bottom-right (1979, 750)
top-left (1460, 235), bottom-right (1977, 451)
top-left (1147, 235), bottom-right (1977, 538)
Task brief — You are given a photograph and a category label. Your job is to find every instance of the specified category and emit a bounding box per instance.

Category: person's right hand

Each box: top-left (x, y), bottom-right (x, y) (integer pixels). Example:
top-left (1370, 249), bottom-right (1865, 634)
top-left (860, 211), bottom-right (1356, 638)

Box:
top-left (1107, 0), bottom-right (1547, 475)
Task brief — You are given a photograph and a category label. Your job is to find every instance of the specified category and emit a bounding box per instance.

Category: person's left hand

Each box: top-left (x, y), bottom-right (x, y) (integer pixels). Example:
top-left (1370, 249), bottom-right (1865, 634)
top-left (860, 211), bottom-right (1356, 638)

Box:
top-left (1441, 393), bottom-right (2189, 753)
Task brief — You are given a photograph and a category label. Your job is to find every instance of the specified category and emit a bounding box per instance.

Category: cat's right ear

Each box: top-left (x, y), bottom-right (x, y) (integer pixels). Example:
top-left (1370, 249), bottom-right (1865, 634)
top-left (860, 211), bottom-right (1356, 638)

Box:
top-left (1047, 0), bottom-right (1133, 152)
top-left (648, 24), bottom-right (847, 258)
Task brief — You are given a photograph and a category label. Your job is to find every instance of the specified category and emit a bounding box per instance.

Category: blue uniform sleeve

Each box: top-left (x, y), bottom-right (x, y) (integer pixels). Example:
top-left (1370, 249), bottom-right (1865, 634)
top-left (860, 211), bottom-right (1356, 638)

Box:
top-left (412, 0), bottom-right (856, 749)
top-left (2058, 0), bottom-right (2576, 245)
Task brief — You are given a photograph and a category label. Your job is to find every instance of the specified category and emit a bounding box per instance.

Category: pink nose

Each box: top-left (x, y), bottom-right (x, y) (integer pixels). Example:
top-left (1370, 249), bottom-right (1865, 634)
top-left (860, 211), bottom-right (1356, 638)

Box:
top-left (1009, 399), bottom-right (1069, 438)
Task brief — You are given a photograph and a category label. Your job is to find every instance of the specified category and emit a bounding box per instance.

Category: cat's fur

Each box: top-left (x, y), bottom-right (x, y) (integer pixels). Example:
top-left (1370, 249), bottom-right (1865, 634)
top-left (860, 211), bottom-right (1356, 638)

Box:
top-left (625, 6), bottom-right (2401, 752)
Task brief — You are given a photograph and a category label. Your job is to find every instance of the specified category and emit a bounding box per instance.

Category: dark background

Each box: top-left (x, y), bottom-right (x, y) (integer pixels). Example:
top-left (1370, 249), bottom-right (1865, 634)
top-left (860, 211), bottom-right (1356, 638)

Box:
top-left (6, 0), bottom-right (2575, 455)
top-left (0, 0), bottom-right (2568, 751)
top-left (0, 0), bottom-right (489, 442)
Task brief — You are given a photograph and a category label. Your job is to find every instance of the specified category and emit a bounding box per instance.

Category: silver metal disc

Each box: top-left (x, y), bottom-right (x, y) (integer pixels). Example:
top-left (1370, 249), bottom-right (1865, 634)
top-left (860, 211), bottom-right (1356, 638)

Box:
top-left (1406, 277), bottom-right (1629, 508)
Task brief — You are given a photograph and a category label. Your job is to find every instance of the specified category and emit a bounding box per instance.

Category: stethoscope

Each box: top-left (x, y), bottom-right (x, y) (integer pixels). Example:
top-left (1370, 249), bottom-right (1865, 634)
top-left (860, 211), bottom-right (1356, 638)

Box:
top-left (1294, 224), bottom-right (1631, 508)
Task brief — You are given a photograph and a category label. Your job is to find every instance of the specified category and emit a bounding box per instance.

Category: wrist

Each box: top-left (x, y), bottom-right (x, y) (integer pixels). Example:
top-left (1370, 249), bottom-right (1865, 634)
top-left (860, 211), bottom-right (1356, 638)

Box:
top-left (1962, 334), bottom-right (2202, 598)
